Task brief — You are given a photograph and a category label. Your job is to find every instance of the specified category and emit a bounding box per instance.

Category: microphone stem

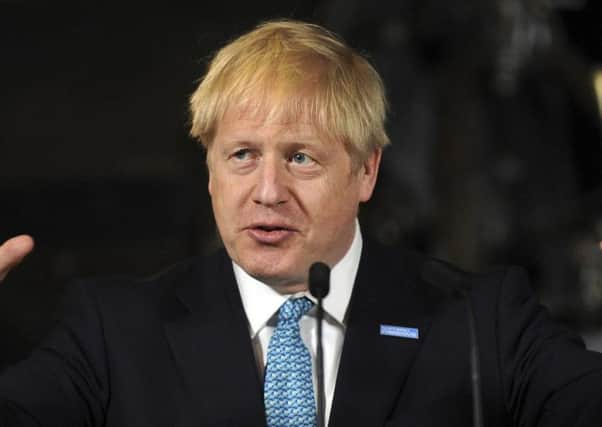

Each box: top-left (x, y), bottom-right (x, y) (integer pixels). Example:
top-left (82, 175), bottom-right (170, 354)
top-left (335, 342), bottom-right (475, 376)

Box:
top-left (316, 298), bottom-right (325, 427)
top-left (466, 297), bottom-right (484, 427)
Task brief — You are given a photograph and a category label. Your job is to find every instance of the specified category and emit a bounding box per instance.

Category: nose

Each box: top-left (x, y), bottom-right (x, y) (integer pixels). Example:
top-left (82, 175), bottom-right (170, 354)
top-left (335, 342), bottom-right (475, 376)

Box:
top-left (252, 156), bottom-right (289, 207)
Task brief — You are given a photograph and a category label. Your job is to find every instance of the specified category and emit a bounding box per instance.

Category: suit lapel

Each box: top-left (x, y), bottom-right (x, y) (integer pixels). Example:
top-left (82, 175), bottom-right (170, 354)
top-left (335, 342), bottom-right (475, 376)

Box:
top-left (329, 243), bottom-right (435, 427)
top-left (161, 242), bottom-right (438, 426)
top-left (164, 251), bottom-right (266, 427)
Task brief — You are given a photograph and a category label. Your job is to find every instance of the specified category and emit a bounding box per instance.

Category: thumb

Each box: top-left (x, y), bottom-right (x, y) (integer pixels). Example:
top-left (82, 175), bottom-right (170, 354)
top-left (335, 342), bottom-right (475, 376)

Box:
top-left (0, 235), bottom-right (35, 282)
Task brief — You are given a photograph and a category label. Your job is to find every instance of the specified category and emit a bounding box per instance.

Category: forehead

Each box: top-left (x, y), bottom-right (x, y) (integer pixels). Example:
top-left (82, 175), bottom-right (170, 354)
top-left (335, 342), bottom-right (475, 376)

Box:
top-left (215, 104), bottom-right (326, 142)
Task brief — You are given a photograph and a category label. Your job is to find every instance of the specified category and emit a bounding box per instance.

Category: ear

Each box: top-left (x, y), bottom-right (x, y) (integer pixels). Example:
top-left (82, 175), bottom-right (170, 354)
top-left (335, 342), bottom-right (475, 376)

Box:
top-left (207, 171), bottom-right (214, 197)
top-left (206, 149), bottom-right (214, 197)
top-left (358, 148), bottom-right (382, 202)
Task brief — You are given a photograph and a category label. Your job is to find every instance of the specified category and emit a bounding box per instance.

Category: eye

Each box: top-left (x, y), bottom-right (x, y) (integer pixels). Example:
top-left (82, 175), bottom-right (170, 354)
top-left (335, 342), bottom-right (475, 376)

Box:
top-left (231, 148), bottom-right (252, 161)
top-left (289, 152), bottom-right (315, 166)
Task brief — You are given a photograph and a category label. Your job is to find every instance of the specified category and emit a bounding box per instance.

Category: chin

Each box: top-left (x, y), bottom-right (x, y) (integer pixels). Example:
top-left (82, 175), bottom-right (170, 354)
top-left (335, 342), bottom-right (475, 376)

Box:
top-left (240, 253), bottom-right (306, 287)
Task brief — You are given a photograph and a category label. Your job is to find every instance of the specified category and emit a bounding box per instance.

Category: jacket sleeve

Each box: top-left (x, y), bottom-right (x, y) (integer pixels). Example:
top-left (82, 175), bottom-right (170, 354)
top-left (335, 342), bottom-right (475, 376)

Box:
top-left (497, 266), bottom-right (602, 427)
top-left (0, 280), bottom-right (109, 427)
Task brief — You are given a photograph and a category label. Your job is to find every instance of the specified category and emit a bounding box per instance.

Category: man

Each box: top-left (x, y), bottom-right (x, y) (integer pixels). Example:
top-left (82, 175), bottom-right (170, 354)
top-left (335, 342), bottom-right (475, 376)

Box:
top-left (1, 20), bottom-right (602, 427)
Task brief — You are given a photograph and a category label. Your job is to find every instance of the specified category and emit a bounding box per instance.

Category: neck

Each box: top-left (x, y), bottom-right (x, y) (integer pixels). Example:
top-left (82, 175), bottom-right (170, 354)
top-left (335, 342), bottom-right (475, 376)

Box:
top-left (270, 282), bottom-right (308, 295)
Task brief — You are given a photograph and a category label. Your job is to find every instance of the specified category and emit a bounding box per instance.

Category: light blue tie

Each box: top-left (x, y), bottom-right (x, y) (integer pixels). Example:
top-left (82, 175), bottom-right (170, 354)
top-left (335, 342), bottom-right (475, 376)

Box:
top-left (264, 297), bottom-right (316, 427)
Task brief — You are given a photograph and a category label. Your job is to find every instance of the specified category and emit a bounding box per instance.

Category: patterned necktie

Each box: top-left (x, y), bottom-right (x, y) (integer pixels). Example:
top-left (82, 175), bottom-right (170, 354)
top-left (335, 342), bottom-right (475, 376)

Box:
top-left (264, 297), bottom-right (316, 427)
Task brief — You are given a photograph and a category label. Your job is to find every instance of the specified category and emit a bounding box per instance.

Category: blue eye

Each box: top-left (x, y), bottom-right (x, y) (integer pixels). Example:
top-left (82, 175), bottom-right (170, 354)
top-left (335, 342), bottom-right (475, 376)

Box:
top-left (232, 149), bottom-right (251, 160)
top-left (290, 152), bottom-right (313, 165)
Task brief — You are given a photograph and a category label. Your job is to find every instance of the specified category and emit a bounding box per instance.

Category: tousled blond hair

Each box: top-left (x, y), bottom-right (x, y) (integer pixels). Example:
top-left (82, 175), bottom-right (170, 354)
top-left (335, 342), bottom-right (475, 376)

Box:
top-left (189, 20), bottom-right (389, 163)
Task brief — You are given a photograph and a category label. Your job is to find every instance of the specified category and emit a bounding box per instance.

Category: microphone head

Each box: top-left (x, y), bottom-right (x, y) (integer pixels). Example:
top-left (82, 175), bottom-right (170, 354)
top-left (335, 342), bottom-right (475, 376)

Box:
top-left (309, 262), bottom-right (330, 299)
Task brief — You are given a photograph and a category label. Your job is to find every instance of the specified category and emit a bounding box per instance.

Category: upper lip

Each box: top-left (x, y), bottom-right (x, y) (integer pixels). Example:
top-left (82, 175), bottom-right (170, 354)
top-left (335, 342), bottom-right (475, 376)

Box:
top-left (245, 222), bottom-right (298, 231)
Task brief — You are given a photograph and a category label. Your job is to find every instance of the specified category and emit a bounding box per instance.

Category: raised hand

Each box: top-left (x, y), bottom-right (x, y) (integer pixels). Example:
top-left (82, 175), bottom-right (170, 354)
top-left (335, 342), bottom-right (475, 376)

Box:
top-left (0, 235), bottom-right (34, 282)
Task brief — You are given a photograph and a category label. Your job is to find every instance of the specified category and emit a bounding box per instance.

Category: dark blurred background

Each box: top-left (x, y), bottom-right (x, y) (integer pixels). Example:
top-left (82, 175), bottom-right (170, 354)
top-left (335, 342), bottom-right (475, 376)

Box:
top-left (1, 0), bottom-right (601, 365)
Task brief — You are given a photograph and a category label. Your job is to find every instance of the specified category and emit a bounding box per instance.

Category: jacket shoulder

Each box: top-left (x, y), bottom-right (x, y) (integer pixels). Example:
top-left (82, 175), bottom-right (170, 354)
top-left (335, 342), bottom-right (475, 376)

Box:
top-left (365, 239), bottom-right (517, 299)
top-left (64, 250), bottom-right (231, 319)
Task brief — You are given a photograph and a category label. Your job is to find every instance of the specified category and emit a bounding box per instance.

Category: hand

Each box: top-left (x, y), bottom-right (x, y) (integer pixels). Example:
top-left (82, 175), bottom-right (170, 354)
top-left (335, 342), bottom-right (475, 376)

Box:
top-left (0, 235), bottom-right (34, 282)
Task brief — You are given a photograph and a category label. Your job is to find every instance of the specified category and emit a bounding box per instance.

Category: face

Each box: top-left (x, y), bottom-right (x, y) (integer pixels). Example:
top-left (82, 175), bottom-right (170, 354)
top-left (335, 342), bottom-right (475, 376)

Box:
top-left (207, 107), bottom-right (381, 293)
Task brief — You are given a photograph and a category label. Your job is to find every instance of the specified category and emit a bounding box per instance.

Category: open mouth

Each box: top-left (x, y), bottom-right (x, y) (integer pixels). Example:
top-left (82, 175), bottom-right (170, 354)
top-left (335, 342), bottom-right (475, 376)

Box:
top-left (255, 225), bottom-right (289, 232)
top-left (247, 224), bottom-right (296, 244)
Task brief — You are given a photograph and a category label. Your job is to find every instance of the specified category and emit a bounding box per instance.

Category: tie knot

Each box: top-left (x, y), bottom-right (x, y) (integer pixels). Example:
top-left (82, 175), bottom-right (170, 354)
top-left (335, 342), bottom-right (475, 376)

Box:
top-left (278, 297), bottom-right (313, 323)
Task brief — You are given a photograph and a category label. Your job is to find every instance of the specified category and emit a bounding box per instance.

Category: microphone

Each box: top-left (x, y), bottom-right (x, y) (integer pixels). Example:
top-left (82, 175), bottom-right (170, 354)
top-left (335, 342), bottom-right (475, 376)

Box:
top-left (309, 261), bottom-right (330, 427)
top-left (421, 260), bottom-right (484, 427)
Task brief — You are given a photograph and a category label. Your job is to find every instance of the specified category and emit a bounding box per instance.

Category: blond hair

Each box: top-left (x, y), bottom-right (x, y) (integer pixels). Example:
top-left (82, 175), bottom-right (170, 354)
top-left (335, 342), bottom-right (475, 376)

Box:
top-left (189, 20), bottom-right (389, 162)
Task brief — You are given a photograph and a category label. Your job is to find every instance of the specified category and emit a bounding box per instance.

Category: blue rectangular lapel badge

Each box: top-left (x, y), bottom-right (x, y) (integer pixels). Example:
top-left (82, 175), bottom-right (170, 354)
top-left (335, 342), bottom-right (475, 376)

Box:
top-left (380, 324), bottom-right (419, 340)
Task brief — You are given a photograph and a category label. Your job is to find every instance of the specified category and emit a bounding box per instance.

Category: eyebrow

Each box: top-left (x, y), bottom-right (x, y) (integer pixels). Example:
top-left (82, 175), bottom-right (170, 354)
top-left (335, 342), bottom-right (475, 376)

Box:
top-left (220, 131), bottom-right (321, 146)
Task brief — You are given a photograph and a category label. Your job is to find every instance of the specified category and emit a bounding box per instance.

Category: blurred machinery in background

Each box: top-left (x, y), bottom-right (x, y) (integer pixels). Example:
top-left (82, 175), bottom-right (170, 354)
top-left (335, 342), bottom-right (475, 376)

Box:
top-left (318, 0), bottom-right (602, 325)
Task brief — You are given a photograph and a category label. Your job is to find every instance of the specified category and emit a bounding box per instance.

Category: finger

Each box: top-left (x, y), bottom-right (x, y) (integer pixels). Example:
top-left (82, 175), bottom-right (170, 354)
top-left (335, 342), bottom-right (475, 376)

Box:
top-left (0, 235), bottom-right (35, 282)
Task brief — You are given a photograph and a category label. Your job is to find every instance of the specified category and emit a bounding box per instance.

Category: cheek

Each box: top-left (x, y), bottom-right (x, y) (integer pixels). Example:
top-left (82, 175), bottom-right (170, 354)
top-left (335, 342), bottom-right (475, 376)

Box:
top-left (308, 178), bottom-right (360, 220)
top-left (210, 175), bottom-right (248, 212)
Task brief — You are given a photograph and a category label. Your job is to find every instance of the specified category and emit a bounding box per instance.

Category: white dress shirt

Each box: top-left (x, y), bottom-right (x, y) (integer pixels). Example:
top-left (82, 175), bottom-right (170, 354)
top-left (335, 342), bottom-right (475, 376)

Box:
top-left (233, 221), bottom-right (362, 425)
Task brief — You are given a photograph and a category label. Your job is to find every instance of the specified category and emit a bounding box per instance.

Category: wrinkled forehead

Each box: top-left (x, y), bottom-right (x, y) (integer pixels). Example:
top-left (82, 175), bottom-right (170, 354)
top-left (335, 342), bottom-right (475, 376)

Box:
top-left (213, 84), bottom-right (337, 144)
top-left (226, 95), bottom-right (314, 124)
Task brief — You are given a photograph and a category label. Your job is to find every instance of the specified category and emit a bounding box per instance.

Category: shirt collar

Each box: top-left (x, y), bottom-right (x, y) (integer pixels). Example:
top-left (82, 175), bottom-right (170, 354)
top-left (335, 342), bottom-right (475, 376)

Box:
top-left (234, 220), bottom-right (363, 338)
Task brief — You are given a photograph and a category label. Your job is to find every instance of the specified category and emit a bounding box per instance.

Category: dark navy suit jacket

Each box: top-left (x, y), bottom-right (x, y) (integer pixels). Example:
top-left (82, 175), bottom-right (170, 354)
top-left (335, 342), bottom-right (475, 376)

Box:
top-left (1, 241), bottom-right (602, 426)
